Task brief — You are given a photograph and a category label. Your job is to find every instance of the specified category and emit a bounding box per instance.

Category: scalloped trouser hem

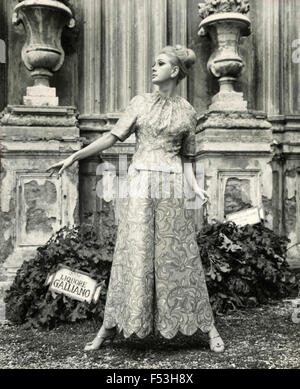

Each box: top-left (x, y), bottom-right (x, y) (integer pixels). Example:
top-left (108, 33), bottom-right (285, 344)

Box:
top-left (102, 321), bottom-right (215, 340)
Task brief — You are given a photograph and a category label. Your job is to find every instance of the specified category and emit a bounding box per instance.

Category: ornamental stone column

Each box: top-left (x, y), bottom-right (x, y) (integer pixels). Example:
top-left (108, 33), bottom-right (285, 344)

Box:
top-left (0, 0), bottom-right (82, 316)
top-left (195, 0), bottom-right (274, 229)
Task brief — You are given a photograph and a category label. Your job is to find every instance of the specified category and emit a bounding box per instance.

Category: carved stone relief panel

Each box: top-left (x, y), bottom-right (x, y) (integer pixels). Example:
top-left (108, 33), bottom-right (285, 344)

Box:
top-left (224, 177), bottom-right (252, 215)
top-left (218, 169), bottom-right (261, 220)
top-left (15, 172), bottom-right (62, 247)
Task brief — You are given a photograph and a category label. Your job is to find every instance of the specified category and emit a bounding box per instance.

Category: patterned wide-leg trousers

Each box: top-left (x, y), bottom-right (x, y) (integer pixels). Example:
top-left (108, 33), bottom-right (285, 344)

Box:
top-left (103, 167), bottom-right (214, 339)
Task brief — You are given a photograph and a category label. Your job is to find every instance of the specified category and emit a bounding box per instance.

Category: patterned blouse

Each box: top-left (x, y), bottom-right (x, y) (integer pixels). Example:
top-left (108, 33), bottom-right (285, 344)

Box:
top-left (110, 91), bottom-right (197, 173)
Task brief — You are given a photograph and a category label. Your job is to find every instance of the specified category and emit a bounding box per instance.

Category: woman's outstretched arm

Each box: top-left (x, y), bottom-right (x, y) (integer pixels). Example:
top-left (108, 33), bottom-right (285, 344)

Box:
top-left (72, 132), bottom-right (118, 162)
top-left (48, 94), bottom-right (141, 177)
top-left (47, 132), bottom-right (118, 177)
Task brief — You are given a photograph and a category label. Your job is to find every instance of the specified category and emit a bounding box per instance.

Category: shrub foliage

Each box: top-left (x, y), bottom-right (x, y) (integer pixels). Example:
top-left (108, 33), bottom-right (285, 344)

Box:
top-left (5, 218), bottom-right (297, 328)
top-left (197, 221), bottom-right (297, 313)
top-left (4, 206), bottom-right (117, 328)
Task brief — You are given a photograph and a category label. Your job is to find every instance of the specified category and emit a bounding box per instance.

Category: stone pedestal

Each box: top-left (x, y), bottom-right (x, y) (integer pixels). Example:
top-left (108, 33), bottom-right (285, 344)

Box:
top-left (271, 115), bottom-right (300, 269)
top-left (0, 105), bottom-right (82, 318)
top-left (24, 85), bottom-right (59, 107)
top-left (196, 110), bottom-right (273, 229)
top-left (209, 91), bottom-right (248, 112)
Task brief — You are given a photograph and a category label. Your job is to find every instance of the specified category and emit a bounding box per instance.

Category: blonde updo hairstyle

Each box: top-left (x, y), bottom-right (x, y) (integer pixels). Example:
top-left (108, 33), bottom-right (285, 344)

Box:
top-left (160, 45), bottom-right (196, 84)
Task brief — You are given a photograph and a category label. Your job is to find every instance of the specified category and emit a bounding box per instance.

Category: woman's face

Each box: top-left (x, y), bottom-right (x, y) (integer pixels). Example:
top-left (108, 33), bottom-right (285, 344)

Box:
top-left (152, 53), bottom-right (178, 85)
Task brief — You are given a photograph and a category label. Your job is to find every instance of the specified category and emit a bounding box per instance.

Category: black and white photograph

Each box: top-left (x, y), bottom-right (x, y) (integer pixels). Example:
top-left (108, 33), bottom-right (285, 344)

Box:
top-left (0, 0), bottom-right (299, 374)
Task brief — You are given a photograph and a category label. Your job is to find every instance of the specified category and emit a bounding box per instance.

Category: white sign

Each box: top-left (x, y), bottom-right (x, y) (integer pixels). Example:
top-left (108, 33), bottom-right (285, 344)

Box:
top-left (45, 265), bottom-right (102, 304)
top-left (225, 206), bottom-right (263, 227)
top-left (284, 299), bottom-right (300, 324)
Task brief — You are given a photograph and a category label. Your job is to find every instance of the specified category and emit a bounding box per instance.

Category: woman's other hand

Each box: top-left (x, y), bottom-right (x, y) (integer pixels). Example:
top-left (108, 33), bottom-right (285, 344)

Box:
top-left (194, 185), bottom-right (210, 203)
top-left (47, 155), bottom-right (75, 178)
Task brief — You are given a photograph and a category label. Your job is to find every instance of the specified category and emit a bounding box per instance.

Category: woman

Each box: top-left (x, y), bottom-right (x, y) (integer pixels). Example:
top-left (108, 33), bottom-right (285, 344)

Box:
top-left (48, 45), bottom-right (225, 353)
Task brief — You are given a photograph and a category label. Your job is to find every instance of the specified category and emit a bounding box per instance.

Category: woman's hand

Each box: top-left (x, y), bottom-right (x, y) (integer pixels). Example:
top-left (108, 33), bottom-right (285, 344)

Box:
top-left (194, 185), bottom-right (210, 203)
top-left (47, 155), bottom-right (75, 178)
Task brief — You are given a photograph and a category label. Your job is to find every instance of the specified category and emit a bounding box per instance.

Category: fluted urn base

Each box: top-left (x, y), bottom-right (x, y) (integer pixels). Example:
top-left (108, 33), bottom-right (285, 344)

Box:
top-left (208, 76), bottom-right (247, 112)
top-left (23, 67), bottom-right (59, 106)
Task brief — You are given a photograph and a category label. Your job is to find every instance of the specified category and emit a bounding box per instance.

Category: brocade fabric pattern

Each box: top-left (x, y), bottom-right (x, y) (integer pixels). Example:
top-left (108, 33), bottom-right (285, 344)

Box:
top-left (110, 92), bottom-right (197, 172)
top-left (103, 92), bottom-right (215, 339)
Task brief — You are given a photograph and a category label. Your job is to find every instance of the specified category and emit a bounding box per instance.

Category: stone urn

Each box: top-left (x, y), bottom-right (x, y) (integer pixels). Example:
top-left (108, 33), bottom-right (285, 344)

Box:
top-left (12, 0), bottom-right (75, 106)
top-left (198, 3), bottom-right (251, 111)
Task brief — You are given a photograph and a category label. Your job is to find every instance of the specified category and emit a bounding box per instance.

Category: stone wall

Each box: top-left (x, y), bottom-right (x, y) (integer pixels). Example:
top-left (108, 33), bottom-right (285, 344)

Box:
top-left (0, 106), bottom-right (81, 301)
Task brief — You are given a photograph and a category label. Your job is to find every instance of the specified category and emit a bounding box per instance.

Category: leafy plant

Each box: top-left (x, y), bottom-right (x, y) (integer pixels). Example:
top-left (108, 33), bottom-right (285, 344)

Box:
top-left (4, 206), bottom-right (117, 329)
top-left (198, 0), bottom-right (250, 21)
top-left (197, 221), bottom-right (297, 313)
top-left (5, 216), bottom-right (298, 328)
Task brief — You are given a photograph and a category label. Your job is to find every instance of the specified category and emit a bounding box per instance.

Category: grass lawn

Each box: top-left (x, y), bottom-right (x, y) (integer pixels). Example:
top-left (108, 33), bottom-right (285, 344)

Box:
top-left (0, 300), bottom-right (299, 369)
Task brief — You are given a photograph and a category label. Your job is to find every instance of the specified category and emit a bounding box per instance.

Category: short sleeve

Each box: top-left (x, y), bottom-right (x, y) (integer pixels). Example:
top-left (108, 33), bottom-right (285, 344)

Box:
top-left (180, 112), bottom-right (197, 159)
top-left (110, 95), bottom-right (142, 142)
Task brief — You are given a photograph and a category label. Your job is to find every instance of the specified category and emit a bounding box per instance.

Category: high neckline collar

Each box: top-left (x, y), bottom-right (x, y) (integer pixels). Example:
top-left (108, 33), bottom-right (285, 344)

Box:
top-left (155, 90), bottom-right (178, 100)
